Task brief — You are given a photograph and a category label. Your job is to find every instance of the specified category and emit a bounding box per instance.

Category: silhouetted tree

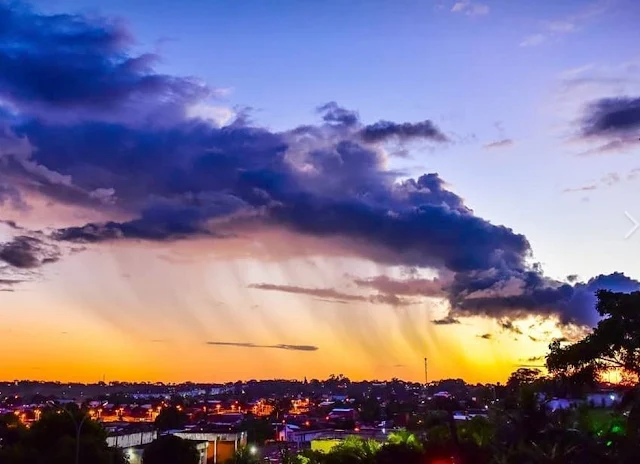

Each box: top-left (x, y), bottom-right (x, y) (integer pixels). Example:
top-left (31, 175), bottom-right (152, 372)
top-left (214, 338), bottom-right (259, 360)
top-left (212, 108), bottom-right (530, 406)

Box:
top-left (374, 443), bottom-right (422, 464)
top-left (142, 435), bottom-right (199, 464)
top-left (506, 368), bottom-right (542, 394)
top-left (154, 406), bottom-right (187, 431)
top-left (547, 291), bottom-right (640, 378)
top-left (547, 291), bottom-right (640, 441)
top-left (241, 416), bottom-right (274, 444)
top-left (1, 408), bottom-right (125, 464)
top-left (357, 396), bottom-right (381, 424)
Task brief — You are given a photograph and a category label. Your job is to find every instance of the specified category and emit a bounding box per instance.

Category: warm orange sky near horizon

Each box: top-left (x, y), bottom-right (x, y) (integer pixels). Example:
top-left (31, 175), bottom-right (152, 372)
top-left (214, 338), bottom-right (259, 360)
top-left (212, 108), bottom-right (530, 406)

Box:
top-left (1, 209), bottom-right (555, 385)
top-left (6, 0), bottom-right (639, 388)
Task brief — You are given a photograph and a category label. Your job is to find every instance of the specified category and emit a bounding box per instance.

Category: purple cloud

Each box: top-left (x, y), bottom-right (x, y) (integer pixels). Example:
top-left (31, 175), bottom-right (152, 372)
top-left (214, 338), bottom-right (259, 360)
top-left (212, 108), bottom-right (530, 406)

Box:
top-left (579, 97), bottom-right (640, 153)
top-left (0, 1), bottom-right (636, 327)
top-left (0, 1), bottom-right (210, 125)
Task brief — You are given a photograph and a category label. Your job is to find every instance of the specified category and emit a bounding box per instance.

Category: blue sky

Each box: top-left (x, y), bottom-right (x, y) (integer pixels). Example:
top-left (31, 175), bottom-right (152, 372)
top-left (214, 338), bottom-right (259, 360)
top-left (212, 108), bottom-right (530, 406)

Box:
top-left (1, 0), bottom-right (639, 382)
top-left (13, 0), bottom-right (640, 276)
top-left (32, 0), bottom-right (638, 280)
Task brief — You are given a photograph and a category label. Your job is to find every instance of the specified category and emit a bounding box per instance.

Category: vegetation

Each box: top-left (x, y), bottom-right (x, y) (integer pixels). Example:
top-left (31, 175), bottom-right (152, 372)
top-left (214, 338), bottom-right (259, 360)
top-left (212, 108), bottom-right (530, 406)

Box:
top-left (287, 290), bottom-right (640, 464)
top-left (2, 290), bottom-right (640, 463)
top-left (225, 445), bottom-right (260, 464)
top-left (154, 405), bottom-right (188, 431)
top-left (142, 435), bottom-right (200, 464)
top-left (0, 407), bottom-right (126, 464)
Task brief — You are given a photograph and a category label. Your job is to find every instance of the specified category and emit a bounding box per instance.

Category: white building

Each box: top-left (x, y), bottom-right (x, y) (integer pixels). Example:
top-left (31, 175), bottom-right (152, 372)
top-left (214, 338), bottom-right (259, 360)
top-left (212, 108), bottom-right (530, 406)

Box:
top-left (123, 442), bottom-right (208, 464)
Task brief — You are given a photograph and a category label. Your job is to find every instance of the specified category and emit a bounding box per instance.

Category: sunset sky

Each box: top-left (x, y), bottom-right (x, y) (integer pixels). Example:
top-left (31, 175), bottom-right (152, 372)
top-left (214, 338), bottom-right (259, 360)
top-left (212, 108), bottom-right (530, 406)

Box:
top-left (1, 0), bottom-right (639, 384)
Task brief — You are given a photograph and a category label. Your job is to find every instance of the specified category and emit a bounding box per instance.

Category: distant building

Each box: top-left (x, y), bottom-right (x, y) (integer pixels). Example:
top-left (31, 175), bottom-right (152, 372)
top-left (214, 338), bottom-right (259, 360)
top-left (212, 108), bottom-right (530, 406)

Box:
top-left (209, 386), bottom-right (232, 395)
top-left (453, 409), bottom-right (489, 421)
top-left (327, 408), bottom-right (356, 421)
top-left (123, 441), bottom-right (208, 464)
top-left (205, 413), bottom-right (244, 427)
top-left (179, 389), bottom-right (207, 398)
top-left (105, 425), bottom-right (157, 449)
top-left (172, 429), bottom-right (247, 463)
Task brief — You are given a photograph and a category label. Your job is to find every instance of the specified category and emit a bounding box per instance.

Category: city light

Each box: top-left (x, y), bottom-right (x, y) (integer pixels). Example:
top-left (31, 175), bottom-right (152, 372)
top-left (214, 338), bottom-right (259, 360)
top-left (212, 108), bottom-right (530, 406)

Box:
top-left (0, 1), bottom-right (637, 463)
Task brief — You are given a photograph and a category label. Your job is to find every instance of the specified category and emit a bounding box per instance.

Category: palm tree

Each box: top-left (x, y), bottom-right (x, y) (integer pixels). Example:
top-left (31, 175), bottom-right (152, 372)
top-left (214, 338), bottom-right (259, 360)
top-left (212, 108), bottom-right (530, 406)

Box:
top-left (524, 441), bottom-right (580, 464)
top-left (386, 430), bottom-right (422, 451)
top-left (458, 417), bottom-right (494, 448)
top-left (331, 436), bottom-right (381, 463)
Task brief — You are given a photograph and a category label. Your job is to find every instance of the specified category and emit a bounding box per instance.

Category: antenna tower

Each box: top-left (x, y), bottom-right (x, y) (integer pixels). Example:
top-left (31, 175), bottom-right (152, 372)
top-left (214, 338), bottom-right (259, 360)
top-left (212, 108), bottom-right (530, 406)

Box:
top-left (424, 357), bottom-right (428, 385)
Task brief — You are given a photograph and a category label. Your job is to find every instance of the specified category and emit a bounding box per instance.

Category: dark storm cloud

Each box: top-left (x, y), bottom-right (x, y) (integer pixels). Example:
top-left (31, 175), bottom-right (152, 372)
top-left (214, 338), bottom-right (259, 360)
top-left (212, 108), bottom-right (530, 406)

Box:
top-left (206, 341), bottom-right (319, 352)
top-left (581, 97), bottom-right (640, 138)
top-left (349, 270), bottom-right (640, 327)
top-left (0, 1), bottom-right (208, 124)
top-left (499, 319), bottom-right (523, 335)
top-left (248, 283), bottom-right (412, 307)
top-left (249, 283), bottom-right (368, 302)
top-left (0, 1), bottom-right (635, 328)
top-left (317, 102), bottom-right (449, 144)
top-left (360, 120), bottom-right (449, 143)
top-left (317, 101), bottom-right (359, 127)
top-left (52, 198), bottom-right (240, 242)
top-left (354, 275), bottom-right (446, 298)
top-left (0, 219), bottom-right (23, 230)
top-left (0, 278), bottom-right (23, 292)
top-left (0, 235), bottom-right (60, 269)
top-left (431, 316), bottom-right (461, 325)
top-left (579, 97), bottom-right (640, 153)
top-left (449, 271), bottom-right (640, 326)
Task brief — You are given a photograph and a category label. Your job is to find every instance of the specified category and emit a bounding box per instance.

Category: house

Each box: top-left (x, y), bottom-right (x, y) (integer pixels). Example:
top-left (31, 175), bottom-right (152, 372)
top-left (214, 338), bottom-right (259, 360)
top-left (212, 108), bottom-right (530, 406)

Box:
top-left (275, 423), bottom-right (301, 442)
top-left (453, 408), bottom-right (489, 421)
top-left (172, 429), bottom-right (247, 464)
top-left (327, 408), bottom-right (356, 421)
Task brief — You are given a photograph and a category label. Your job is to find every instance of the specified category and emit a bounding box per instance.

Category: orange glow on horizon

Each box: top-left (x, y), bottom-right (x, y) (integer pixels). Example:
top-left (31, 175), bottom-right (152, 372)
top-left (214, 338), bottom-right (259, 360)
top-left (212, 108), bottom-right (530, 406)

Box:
top-left (0, 226), bottom-right (559, 385)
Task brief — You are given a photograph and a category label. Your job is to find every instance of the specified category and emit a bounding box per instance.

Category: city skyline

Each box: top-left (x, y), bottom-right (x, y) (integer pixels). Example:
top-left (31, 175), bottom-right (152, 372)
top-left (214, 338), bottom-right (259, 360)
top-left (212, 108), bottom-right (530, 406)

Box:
top-left (1, 0), bottom-right (640, 384)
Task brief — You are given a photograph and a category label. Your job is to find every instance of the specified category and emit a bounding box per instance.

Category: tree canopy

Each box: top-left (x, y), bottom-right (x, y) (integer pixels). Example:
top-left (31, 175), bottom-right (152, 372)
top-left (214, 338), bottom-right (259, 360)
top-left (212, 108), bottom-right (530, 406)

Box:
top-left (142, 435), bottom-right (200, 464)
top-left (154, 406), bottom-right (188, 431)
top-left (547, 290), bottom-right (640, 380)
top-left (0, 408), bottom-right (125, 464)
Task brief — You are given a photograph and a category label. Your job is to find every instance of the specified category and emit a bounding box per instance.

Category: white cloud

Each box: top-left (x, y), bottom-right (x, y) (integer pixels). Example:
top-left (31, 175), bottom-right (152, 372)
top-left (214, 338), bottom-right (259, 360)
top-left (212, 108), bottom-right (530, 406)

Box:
top-left (520, 34), bottom-right (546, 47)
top-left (519, 0), bottom-right (611, 47)
top-left (544, 20), bottom-right (576, 33)
top-left (451, 0), bottom-right (490, 16)
top-left (186, 103), bottom-right (235, 126)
